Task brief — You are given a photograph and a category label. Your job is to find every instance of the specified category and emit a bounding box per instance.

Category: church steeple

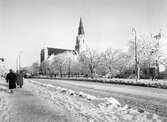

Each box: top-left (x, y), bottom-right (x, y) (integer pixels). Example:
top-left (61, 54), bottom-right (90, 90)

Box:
top-left (75, 17), bottom-right (86, 54)
top-left (78, 17), bottom-right (85, 35)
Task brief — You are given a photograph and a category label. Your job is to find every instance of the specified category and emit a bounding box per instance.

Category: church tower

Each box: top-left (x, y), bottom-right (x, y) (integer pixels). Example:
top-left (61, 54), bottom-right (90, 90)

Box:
top-left (75, 18), bottom-right (86, 54)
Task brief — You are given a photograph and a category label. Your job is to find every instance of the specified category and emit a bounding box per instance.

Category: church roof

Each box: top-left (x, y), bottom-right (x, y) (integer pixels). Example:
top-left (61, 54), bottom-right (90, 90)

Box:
top-left (47, 47), bottom-right (76, 56)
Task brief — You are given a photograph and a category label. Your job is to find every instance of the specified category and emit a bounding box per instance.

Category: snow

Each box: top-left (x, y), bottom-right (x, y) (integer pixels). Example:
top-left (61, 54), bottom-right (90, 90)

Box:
top-left (0, 81), bottom-right (9, 122)
top-left (0, 79), bottom-right (73, 122)
top-left (76, 91), bottom-right (97, 100)
top-left (26, 79), bottom-right (165, 122)
top-left (67, 89), bottom-right (76, 96)
top-left (0, 78), bottom-right (166, 122)
top-left (105, 97), bottom-right (121, 107)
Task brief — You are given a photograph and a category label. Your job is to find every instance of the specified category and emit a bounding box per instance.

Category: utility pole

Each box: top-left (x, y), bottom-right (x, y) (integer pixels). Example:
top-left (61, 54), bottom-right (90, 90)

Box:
top-left (16, 57), bottom-right (18, 73)
top-left (132, 28), bottom-right (139, 82)
top-left (16, 51), bottom-right (22, 73)
top-left (19, 54), bottom-right (21, 73)
top-left (154, 32), bottom-right (161, 79)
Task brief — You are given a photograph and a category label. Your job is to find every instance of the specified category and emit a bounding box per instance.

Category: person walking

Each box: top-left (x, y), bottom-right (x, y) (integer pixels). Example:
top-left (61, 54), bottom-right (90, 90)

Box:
top-left (17, 71), bottom-right (23, 88)
top-left (6, 69), bottom-right (17, 93)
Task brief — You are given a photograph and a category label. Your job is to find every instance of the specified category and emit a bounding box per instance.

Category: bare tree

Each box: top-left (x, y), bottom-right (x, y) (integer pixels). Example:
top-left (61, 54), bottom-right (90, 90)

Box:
top-left (45, 52), bottom-right (80, 77)
top-left (100, 48), bottom-right (122, 77)
top-left (128, 30), bottom-right (167, 78)
top-left (40, 61), bottom-right (50, 75)
top-left (79, 48), bottom-right (100, 78)
top-left (50, 53), bottom-right (66, 77)
top-left (114, 52), bottom-right (130, 75)
top-left (31, 62), bottom-right (40, 75)
top-left (63, 52), bottom-right (77, 77)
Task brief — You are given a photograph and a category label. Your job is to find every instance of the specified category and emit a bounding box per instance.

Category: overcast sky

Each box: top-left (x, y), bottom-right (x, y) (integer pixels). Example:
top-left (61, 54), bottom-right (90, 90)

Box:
top-left (0, 0), bottom-right (167, 69)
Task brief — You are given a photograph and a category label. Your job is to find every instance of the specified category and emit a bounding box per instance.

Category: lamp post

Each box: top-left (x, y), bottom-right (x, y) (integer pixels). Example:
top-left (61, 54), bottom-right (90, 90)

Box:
top-left (154, 32), bottom-right (161, 79)
top-left (132, 28), bottom-right (139, 82)
top-left (16, 51), bottom-right (22, 73)
top-left (19, 54), bottom-right (21, 72)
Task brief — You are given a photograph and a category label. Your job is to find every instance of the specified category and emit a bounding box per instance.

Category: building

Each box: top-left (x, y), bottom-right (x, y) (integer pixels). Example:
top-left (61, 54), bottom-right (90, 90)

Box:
top-left (40, 18), bottom-right (86, 64)
top-left (75, 18), bottom-right (86, 54)
top-left (40, 48), bottom-right (76, 63)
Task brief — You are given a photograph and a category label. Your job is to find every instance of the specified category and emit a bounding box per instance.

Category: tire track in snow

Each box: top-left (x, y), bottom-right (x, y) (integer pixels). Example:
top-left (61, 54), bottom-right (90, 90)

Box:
top-left (28, 79), bottom-right (166, 122)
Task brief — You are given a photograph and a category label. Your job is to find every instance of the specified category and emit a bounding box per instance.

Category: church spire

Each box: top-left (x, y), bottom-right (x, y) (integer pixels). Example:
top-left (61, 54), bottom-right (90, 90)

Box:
top-left (75, 17), bottom-right (86, 54)
top-left (78, 17), bottom-right (85, 35)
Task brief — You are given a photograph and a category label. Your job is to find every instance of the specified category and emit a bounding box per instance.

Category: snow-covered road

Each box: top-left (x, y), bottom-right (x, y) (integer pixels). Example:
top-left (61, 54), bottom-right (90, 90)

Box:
top-left (0, 78), bottom-right (167, 122)
top-left (33, 78), bottom-right (167, 117)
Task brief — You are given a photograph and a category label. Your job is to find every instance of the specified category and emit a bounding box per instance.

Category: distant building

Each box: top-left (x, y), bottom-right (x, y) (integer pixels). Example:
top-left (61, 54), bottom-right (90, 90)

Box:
top-left (40, 48), bottom-right (76, 63)
top-left (40, 18), bottom-right (86, 64)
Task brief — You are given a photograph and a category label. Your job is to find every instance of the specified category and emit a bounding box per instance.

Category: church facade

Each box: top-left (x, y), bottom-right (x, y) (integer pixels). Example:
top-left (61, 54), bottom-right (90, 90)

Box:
top-left (40, 18), bottom-right (86, 64)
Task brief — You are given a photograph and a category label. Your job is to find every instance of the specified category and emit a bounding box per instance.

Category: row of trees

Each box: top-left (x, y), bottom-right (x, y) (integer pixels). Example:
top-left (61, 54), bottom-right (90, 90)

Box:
top-left (39, 49), bottom-right (129, 78)
top-left (28, 30), bottom-right (167, 79)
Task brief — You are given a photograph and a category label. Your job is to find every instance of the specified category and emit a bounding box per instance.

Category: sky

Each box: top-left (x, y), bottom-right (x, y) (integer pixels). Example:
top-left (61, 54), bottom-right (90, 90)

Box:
top-left (0, 0), bottom-right (167, 70)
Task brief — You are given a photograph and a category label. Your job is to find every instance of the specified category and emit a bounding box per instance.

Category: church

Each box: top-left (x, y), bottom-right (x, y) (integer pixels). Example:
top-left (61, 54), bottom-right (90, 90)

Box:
top-left (40, 18), bottom-right (86, 64)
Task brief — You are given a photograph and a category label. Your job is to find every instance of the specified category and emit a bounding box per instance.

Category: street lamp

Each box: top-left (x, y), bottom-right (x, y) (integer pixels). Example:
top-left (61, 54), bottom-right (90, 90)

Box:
top-left (153, 32), bottom-right (161, 79)
top-left (132, 28), bottom-right (139, 81)
top-left (16, 51), bottom-right (22, 73)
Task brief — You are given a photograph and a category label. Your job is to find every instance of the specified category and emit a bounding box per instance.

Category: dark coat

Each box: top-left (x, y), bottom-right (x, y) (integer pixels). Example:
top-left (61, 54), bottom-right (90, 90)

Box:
top-left (6, 72), bottom-right (17, 89)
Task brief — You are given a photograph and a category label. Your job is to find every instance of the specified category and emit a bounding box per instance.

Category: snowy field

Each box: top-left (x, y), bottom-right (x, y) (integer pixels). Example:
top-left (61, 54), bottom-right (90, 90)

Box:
top-left (0, 78), bottom-right (167, 122)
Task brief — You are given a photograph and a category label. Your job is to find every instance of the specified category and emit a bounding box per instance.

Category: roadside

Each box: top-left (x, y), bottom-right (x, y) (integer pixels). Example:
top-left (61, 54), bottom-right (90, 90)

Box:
top-left (31, 76), bottom-right (167, 89)
top-left (0, 78), bottom-right (73, 122)
top-left (33, 78), bottom-right (167, 117)
top-left (0, 77), bottom-right (167, 122)
top-left (28, 79), bottom-right (167, 121)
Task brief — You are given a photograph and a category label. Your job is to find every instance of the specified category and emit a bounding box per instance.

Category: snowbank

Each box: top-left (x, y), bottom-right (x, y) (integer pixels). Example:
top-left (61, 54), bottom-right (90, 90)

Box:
top-left (0, 81), bottom-right (9, 122)
top-left (26, 79), bottom-right (165, 122)
top-left (31, 76), bottom-right (167, 89)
